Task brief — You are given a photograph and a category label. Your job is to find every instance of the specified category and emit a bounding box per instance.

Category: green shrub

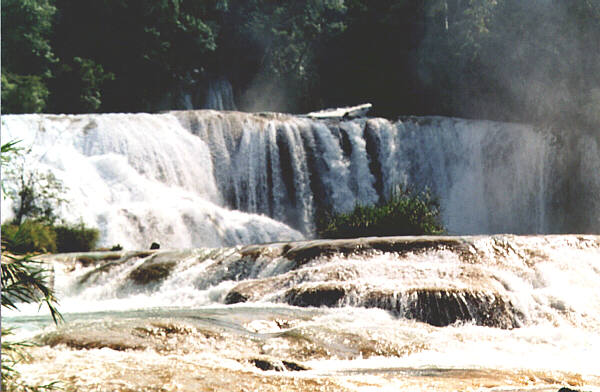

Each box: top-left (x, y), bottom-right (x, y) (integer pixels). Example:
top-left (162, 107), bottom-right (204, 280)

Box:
top-left (1, 220), bottom-right (99, 254)
top-left (54, 222), bottom-right (99, 253)
top-left (1, 220), bottom-right (57, 254)
top-left (316, 187), bottom-right (445, 239)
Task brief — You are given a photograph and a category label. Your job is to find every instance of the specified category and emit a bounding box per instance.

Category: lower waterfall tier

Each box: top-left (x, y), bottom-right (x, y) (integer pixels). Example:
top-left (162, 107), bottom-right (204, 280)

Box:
top-left (4, 235), bottom-right (600, 391)
top-left (21, 234), bottom-right (599, 332)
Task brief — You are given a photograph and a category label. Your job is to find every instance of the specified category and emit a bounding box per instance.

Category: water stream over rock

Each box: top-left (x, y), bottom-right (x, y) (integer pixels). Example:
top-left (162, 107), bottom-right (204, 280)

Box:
top-left (4, 235), bottom-right (600, 391)
top-left (2, 109), bottom-right (599, 391)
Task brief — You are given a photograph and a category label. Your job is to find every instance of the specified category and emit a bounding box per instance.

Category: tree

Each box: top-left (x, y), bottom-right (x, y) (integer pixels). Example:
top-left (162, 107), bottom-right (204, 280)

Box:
top-left (48, 0), bottom-right (223, 113)
top-left (49, 56), bottom-right (115, 113)
top-left (316, 0), bottom-right (428, 117)
top-left (3, 161), bottom-right (67, 226)
top-left (1, 0), bottom-right (56, 113)
top-left (1, 142), bottom-right (99, 254)
top-left (1, 73), bottom-right (50, 114)
top-left (230, 0), bottom-right (347, 112)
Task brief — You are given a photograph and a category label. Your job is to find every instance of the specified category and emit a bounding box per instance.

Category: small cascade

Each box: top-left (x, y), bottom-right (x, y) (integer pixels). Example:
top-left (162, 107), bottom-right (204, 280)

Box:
top-left (36, 235), bottom-right (600, 331)
top-left (4, 234), bottom-right (598, 392)
top-left (174, 111), bottom-right (600, 236)
top-left (283, 284), bottom-right (519, 328)
top-left (204, 79), bottom-right (237, 111)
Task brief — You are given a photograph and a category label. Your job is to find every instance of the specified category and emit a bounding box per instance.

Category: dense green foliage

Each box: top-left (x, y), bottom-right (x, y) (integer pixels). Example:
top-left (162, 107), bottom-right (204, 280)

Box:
top-left (1, 0), bottom-right (56, 113)
top-left (1, 221), bottom-right (99, 254)
top-left (1, 221), bottom-right (58, 254)
top-left (2, 1), bottom-right (599, 128)
top-left (317, 187), bottom-right (444, 239)
top-left (54, 222), bottom-right (100, 253)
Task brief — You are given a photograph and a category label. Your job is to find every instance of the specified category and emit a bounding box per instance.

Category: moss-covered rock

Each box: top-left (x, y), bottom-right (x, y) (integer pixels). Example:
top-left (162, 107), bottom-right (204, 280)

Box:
top-left (128, 258), bottom-right (176, 285)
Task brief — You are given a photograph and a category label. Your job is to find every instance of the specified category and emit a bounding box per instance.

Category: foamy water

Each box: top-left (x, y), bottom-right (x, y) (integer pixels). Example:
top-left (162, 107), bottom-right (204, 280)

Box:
top-left (3, 236), bottom-right (599, 391)
top-left (3, 111), bottom-right (599, 250)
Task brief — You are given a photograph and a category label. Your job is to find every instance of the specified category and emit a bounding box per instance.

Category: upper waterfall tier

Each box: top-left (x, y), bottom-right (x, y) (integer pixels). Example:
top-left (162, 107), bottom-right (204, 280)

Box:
top-left (2, 110), bottom-right (598, 248)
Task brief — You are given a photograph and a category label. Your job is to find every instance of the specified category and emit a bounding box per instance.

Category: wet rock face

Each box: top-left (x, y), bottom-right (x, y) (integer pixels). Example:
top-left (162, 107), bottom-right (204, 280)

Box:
top-left (250, 358), bottom-right (308, 372)
top-left (364, 289), bottom-right (521, 329)
top-left (252, 358), bottom-right (278, 371)
top-left (227, 278), bottom-right (521, 329)
top-left (285, 286), bottom-right (346, 307)
top-left (224, 291), bottom-right (248, 304)
top-left (128, 255), bottom-right (176, 285)
top-left (278, 236), bottom-right (476, 266)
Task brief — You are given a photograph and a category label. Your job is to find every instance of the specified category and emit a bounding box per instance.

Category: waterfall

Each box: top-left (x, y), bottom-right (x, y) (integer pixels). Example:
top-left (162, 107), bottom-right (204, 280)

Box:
top-left (160, 77), bottom-right (237, 111)
top-left (204, 79), bottom-right (237, 111)
top-left (176, 111), bottom-right (599, 235)
top-left (2, 110), bottom-right (598, 249)
top-left (0, 113), bottom-right (302, 249)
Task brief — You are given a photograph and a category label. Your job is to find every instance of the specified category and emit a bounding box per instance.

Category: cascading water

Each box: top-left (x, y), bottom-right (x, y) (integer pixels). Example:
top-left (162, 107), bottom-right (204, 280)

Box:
top-left (4, 235), bottom-right (600, 391)
top-left (0, 112), bottom-right (303, 249)
top-left (3, 109), bottom-right (599, 391)
top-left (2, 110), bottom-right (598, 249)
top-left (204, 78), bottom-right (237, 111)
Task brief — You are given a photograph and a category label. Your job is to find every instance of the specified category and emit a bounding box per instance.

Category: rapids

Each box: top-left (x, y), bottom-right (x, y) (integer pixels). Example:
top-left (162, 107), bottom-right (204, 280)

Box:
top-left (3, 235), bottom-right (600, 391)
top-left (2, 110), bottom-right (599, 249)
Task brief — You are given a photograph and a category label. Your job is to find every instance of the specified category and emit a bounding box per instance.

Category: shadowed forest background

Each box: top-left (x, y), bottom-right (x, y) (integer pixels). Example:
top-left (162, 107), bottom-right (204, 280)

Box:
top-left (2, 0), bottom-right (600, 131)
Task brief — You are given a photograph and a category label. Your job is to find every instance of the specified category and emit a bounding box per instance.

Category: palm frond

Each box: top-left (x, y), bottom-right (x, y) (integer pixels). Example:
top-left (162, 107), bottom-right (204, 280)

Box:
top-left (1, 253), bottom-right (63, 324)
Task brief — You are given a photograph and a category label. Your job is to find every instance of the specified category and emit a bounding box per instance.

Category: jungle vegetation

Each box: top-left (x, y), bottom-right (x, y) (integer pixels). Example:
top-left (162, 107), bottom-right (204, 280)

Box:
top-left (2, 0), bottom-right (599, 131)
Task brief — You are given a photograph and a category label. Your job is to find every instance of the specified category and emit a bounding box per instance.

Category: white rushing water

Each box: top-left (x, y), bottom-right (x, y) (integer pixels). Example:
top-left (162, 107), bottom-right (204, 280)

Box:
top-left (2, 110), bottom-right (598, 250)
top-left (13, 236), bottom-right (598, 329)
top-left (3, 236), bottom-right (600, 391)
top-left (3, 110), bottom-right (599, 391)
top-left (1, 113), bottom-right (302, 249)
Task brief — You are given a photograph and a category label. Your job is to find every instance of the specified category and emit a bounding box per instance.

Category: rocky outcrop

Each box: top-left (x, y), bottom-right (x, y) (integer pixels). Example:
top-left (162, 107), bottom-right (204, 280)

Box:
top-left (364, 288), bottom-right (521, 329)
top-left (236, 236), bottom-right (478, 270)
top-left (128, 257), bottom-right (176, 285)
top-left (76, 251), bottom-right (156, 285)
top-left (126, 250), bottom-right (199, 285)
top-left (224, 291), bottom-right (249, 304)
top-left (250, 358), bottom-right (308, 372)
top-left (285, 285), bottom-right (346, 307)
top-left (225, 275), bottom-right (521, 329)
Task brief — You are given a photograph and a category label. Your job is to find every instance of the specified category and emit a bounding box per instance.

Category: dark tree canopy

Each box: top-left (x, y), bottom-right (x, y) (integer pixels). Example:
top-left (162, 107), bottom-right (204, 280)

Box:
top-left (2, 0), bottom-right (599, 129)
